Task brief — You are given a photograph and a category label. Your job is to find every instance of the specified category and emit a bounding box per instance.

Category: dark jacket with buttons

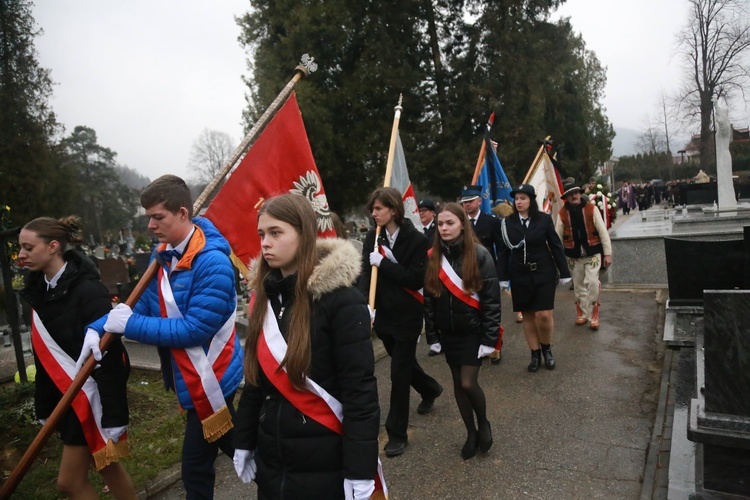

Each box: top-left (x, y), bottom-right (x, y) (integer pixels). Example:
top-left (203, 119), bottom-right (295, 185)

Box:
top-left (358, 219), bottom-right (429, 340)
top-left (469, 212), bottom-right (504, 275)
top-left (19, 250), bottom-right (130, 428)
top-left (424, 241), bottom-right (501, 348)
top-left (235, 239), bottom-right (380, 499)
top-left (497, 212), bottom-right (570, 286)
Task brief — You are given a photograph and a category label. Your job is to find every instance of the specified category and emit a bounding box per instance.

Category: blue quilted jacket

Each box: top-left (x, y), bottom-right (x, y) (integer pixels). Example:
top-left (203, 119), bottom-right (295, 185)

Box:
top-left (90, 217), bottom-right (243, 409)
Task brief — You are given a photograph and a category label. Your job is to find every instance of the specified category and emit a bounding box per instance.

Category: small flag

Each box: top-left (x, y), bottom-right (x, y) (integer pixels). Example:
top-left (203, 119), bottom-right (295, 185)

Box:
top-left (390, 132), bottom-right (421, 229)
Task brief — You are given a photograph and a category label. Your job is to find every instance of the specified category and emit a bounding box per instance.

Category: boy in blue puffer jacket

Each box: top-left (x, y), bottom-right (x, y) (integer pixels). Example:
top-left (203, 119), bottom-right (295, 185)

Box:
top-left (82, 175), bottom-right (244, 499)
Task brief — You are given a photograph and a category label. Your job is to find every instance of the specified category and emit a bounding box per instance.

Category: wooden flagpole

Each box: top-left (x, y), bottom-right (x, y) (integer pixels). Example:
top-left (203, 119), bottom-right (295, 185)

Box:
top-left (368, 94), bottom-right (403, 312)
top-left (471, 113), bottom-right (495, 184)
top-left (522, 135), bottom-right (551, 184)
top-left (0, 55), bottom-right (318, 499)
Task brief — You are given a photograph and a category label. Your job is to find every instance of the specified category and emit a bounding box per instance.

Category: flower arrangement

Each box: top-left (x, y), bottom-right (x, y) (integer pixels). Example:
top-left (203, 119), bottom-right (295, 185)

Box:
top-left (587, 183), bottom-right (617, 229)
top-left (1, 204), bottom-right (25, 290)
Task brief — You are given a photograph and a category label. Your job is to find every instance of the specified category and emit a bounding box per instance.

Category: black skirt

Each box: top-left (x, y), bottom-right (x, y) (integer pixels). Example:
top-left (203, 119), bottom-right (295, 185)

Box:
top-left (440, 330), bottom-right (482, 367)
top-left (511, 278), bottom-right (557, 312)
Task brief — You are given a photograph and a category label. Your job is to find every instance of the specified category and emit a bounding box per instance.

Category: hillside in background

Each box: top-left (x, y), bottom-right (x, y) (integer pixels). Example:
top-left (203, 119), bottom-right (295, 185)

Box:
top-left (612, 127), bottom-right (640, 157)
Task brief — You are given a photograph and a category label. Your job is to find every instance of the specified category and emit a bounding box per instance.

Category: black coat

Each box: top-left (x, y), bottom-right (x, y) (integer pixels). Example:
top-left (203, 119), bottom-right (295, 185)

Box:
top-left (358, 219), bottom-right (429, 339)
top-left (497, 213), bottom-right (570, 286)
top-left (424, 242), bottom-right (501, 348)
top-left (19, 250), bottom-right (130, 428)
top-left (469, 212), bottom-right (504, 275)
top-left (422, 220), bottom-right (436, 242)
top-left (235, 239), bottom-right (379, 500)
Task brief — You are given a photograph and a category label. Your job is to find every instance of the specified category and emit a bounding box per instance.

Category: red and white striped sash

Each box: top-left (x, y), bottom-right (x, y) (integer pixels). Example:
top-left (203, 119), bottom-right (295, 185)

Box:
top-left (378, 244), bottom-right (424, 304)
top-left (157, 266), bottom-right (236, 442)
top-left (436, 255), bottom-right (480, 310)
top-left (31, 311), bottom-right (128, 470)
top-left (256, 299), bottom-right (388, 499)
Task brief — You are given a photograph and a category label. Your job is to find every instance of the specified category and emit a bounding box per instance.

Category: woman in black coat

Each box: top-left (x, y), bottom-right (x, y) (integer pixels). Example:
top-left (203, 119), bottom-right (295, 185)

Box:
top-left (498, 184), bottom-right (571, 372)
top-left (18, 216), bottom-right (135, 498)
top-left (424, 203), bottom-right (501, 460)
top-left (234, 194), bottom-right (381, 500)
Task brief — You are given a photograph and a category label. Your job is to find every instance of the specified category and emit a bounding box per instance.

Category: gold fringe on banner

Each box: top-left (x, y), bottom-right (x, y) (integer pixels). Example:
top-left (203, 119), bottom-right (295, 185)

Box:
top-left (92, 438), bottom-right (131, 471)
top-left (201, 405), bottom-right (234, 443)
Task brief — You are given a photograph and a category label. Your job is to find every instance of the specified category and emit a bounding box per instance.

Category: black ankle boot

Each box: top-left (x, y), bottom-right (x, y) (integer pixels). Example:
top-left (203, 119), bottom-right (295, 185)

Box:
top-left (478, 421), bottom-right (493, 453)
top-left (528, 349), bottom-right (541, 372)
top-left (541, 344), bottom-right (555, 370)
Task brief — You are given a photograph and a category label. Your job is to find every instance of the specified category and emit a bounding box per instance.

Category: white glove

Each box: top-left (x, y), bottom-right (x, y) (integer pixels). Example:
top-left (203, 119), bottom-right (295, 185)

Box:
top-left (367, 305), bottom-right (376, 323)
top-left (558, 277), bottom-right (572, 286)
top-left (38, 419), bottom-right (47, 426)
top-left (369, 251), bottom-right (383, 267)
top-left (429, 343), bottom-right (442, 354)
top-left (499, 281), bottom-right (510, 291)
top-left (478, 345), bottom-right (495, 358)
top-left (344, 478), bottom-right (375, 500)
top-left (233, 449), bottom-right (257, 484)
top-left (104, 303), bottom-right (133, 334)
top-left (104, 425), bottom-right (128, 443)
top-left (75, 328), bottom-right (102, 372)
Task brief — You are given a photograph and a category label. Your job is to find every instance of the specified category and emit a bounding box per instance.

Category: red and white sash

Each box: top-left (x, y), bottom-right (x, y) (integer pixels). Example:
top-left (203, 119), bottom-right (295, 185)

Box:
top-left (378, 244), bottom-right (424, 304)
top-left (256, 299), bottom-right (388, 499)
top-left (31, 311), bottom-right (129, 470)
top-left (436, 255), bottom-right (480, 310)
top-left (157, 266), bottom-right (236, 442)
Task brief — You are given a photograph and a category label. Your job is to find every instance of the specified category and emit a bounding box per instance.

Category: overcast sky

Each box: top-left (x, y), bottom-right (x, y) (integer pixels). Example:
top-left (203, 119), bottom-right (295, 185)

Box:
top-left (32, 0), bottom-right (719, 181)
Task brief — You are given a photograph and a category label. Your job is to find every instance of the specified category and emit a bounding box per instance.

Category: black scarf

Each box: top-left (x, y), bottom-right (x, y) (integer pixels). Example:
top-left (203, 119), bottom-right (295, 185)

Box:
top-left (567, 198), bottom-right (591, 256)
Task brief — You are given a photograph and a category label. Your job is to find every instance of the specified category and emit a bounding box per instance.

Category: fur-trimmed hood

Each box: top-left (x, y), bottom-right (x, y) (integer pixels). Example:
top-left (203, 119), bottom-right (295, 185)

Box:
top-left (248, 238), bottom-right (362, 301)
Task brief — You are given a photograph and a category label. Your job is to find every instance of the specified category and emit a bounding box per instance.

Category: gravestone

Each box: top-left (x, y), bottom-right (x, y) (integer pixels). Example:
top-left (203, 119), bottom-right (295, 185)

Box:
top-left (93, 257), bottom-right (129, 297)
top-left (688, 290), bottom-right (750, 497)
top-left (714, 100), bottom-right (738, 210)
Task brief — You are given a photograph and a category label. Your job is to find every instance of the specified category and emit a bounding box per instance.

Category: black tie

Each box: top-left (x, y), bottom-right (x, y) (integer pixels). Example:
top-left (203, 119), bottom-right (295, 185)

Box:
top-left (521, 218), bottom-right (528, 228)
top-left (159, 248), bottom-right (182, 263)
top-left (471, 218), bottom-right (476, 226)
top-left (423, 226), bottom-right (429, 234)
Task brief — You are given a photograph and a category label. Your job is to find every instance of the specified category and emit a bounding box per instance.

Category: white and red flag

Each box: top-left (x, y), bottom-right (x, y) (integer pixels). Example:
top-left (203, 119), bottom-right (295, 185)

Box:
top-left (389, 132), bottom-right (421, 229)
top-left (204, 92), bottom-right (335, 274)
top-left (523, 148), bottom-right (564, 224)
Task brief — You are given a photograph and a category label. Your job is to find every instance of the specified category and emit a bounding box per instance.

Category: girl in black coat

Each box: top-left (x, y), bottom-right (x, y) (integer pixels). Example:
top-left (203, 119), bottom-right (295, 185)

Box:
top-left (18, 216), bottom-right (135, 499)
top-left (234, 194), bottom-right (381, 500)
top-left (424, 203), bottom-right (501, 460)
top-left (498, 184), bottom-right (571, 373)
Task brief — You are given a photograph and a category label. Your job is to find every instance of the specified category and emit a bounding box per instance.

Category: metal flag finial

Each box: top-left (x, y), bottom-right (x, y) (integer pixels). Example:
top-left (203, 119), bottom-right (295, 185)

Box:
top-left (299, 54), bottom-right (318, 74)
top-left (395, 93), bottom-right (403, 112)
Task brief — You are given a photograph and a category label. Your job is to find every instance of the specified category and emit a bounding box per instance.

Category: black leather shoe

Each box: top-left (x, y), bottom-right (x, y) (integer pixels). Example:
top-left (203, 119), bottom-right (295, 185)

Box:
top-left (461, 433), bottom-right (478, 460)
top-left (490, 351), bottom-right (502, 365)
top-left (541, 346), bottom-right (555, 370)
top-left (528, 350), bottom-right (541, 372)
top-left (478, 421), bottom-right (493, 453)
top-left (385, 439), bottom-right (408, 458)
top-left (417, 385), bottom-right (443, 415)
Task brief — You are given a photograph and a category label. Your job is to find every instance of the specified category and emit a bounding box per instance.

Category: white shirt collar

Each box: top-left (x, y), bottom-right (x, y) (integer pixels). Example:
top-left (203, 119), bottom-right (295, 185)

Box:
top-left (45, 262), bottom-right (68, 290)
top-left (166, 226), bottom-right (196, 265)
top-left (385, 227), bottom-right (400, 247)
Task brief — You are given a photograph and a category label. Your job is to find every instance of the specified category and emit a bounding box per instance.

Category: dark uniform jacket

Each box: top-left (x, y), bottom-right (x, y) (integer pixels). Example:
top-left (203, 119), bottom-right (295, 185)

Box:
top-left (424, 242), bottom-right (501, 348)
top-left (19, 250), bottom-right (130, 428)
top-left (469, 212), bottom-right (504, 275)
top-left (235, 239), bottom-right (380, 499)
top-left (497, 213), bottom-right (570, 286)
top-left (358, 219), bottom-right (429, 340)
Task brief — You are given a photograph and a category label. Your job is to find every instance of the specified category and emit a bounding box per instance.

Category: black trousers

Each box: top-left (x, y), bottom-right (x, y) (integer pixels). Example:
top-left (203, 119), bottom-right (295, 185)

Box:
top-left (182, 393), bottom-right (237, 500)
top-left (378, 331), bottom-right (442, 441)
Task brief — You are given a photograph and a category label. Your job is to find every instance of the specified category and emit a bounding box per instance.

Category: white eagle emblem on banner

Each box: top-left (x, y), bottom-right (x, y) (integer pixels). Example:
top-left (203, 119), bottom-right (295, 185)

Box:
top-left (291, 171), bottom-right (333, 232)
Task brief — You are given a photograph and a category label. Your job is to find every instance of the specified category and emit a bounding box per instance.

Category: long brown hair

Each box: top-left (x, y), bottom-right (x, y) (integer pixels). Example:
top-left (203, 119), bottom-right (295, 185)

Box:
top-left (424, 203), bottom-right (482, 296)
top-left (244, 194), bottom-right (317, 390)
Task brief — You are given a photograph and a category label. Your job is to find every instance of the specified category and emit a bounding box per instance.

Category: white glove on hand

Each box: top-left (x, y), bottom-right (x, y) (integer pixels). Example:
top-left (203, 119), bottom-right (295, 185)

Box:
top-left (558, 277), bottom-right (572, 287)
top-left (478, 345), bottom-right (496, 358)
top-left (233, 449), bottom-right (257, 484)
top-left (429, 343), bottom-right (442, 354)
top-left (104, 303), bottom-right (133, 334)
top-left (499, 281), bottom-right (510, 291)
top-left (104, 425), bottom-right (128, 443)
top-left (38, 419), bottom-right (47, 426)
top-left (344, 478), bottom-right (376, 500)
top-left (75, 328), bottom-right (102, 372)
top-left (367, 305), bottom-right (376, 323)
top-left (369, 251), bottom-right (383, 267)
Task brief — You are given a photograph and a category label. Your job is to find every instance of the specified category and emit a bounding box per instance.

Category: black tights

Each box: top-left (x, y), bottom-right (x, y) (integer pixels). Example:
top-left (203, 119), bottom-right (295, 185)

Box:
top-left (449, 364), bottom-right (487, 435)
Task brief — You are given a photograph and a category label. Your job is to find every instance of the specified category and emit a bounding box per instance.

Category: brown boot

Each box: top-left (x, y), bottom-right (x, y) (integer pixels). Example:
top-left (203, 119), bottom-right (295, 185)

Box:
top-left (589, 302), bottom-right (600, 330)
top-left (575, 301), bottom-right (587, 325)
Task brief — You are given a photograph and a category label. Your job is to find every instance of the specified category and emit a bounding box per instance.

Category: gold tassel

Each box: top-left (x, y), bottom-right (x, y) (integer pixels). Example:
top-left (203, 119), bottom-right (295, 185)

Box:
top-left (92, 438), bottom-right (131, 471)
top-left (201, 405), bottom-right (233, 443)
top-left (371, 491), bottom-right (387, 500)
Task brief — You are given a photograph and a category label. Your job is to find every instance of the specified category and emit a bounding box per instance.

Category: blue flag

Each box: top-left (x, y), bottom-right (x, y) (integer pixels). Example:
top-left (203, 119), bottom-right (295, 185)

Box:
top-left (477, 135), bottom-right (512, 214)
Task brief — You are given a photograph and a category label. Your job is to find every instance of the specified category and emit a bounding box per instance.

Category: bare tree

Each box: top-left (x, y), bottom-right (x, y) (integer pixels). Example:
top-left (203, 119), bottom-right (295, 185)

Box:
top-left (187, 129), bottom-right (235, 184)
top-left (676, 0), bottom-right (750, 168)
top-left (638, 116), bottom-right (666, 155)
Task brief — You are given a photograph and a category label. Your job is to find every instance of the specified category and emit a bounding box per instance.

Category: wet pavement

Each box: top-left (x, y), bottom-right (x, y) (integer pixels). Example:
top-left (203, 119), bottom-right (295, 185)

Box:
top-left (151, 286), bottom-right (666, 500)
